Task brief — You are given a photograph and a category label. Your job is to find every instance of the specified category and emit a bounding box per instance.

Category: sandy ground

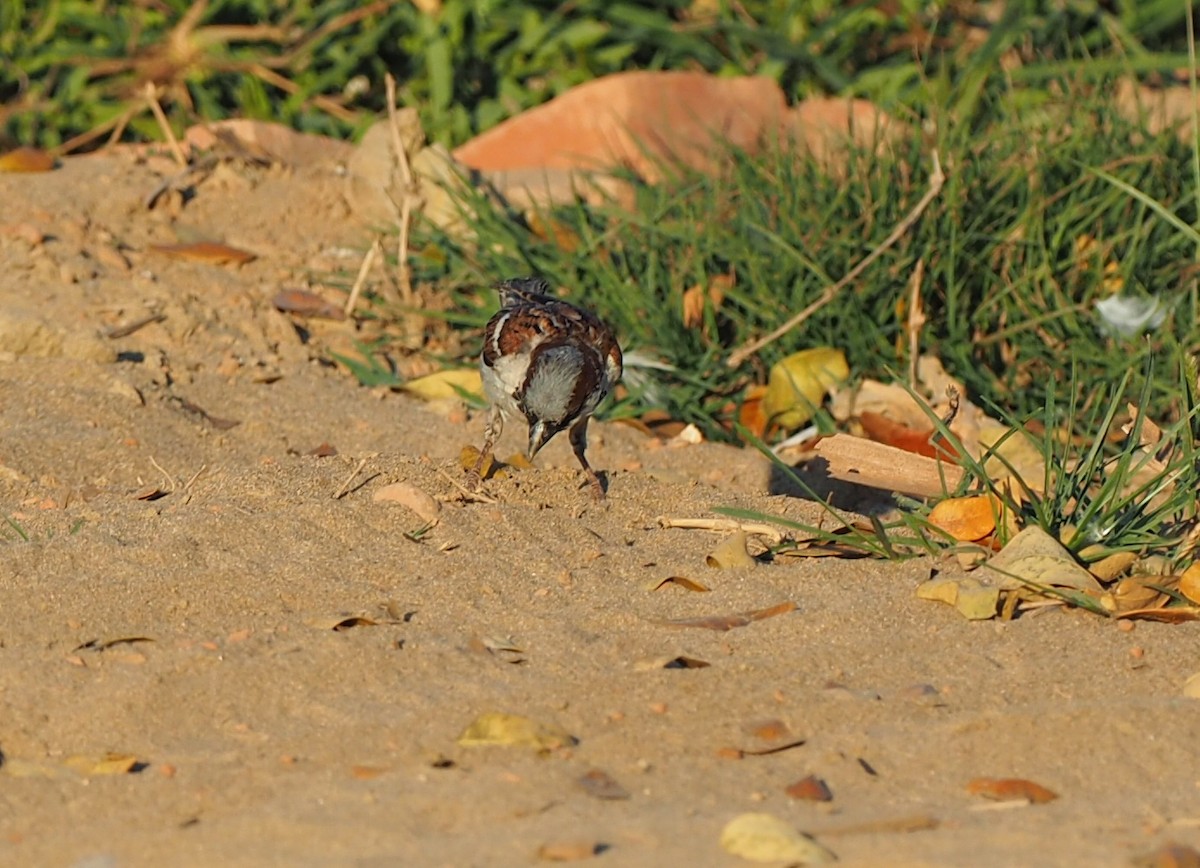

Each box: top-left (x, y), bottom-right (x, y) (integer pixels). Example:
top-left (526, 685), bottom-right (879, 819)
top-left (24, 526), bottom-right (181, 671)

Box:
top-left (0, 143), bottom-right (1197, 868)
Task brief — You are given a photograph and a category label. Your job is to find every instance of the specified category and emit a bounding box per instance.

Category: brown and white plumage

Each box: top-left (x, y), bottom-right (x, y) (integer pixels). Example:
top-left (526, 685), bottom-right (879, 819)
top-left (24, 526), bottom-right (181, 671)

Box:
top-left (470, 277), bottom-right (622, 498)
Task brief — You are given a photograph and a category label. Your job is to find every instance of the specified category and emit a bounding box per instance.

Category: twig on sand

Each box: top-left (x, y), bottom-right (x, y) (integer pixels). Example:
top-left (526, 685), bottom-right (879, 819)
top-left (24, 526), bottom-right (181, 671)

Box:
top-left (438, 469), bottom-right (498, 504)
top-left (333, 458), bottom-right (369, 500)
top-left (657, 516), bottom-right (786, 544)
top-left (727, 150), bottom-right (945, 369)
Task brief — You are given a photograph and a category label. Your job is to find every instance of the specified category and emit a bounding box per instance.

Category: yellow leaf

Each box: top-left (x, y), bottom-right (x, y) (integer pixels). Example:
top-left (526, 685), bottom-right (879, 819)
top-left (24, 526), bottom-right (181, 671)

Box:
top-left (403, 368), bottom-right (482, 402)
top-left (0, 146), bottom-right (56, 173)
top-left (456, 712), bottom-right (576, 750)
top-left (916, 576), bottom-right (999, 620)
top-left (762, 348), bottom-right (849, 430)
top-left (928, 495), bottom-right (996, 541)
top-left (62, 752), bottom-right (139, 776)
top-left (1180, 562), bottom-right (1200, 605)
top-left (719, 813), bottom-right (835, 864)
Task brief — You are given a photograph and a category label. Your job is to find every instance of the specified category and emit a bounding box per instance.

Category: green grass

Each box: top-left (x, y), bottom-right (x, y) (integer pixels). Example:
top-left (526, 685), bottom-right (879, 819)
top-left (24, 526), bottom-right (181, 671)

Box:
top-left (397, 77), bottom-right (1200, 447)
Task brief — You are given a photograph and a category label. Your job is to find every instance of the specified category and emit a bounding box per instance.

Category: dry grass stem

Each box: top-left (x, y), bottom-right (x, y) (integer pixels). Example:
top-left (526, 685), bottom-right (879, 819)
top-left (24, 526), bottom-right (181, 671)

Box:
top-left (144, 82), bottom-right (188, 168)
top-left (344, 237), bottom-right (382, 317)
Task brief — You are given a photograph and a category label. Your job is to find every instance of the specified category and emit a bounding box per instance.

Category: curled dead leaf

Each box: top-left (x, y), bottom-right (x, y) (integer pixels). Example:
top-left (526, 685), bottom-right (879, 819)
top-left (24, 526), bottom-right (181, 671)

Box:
top-left (966, 777), bottom-right (1058, 804)
top-left (149, 241), bottom-right (257, 265)
top-left (537, 841), bottom-right (602, 862)
top-left (706, 531), bottom-right (756, 569)
top-left (647, 575), bottom-right (711, 592)
top-left (62, 752), bottom-right (142, 776)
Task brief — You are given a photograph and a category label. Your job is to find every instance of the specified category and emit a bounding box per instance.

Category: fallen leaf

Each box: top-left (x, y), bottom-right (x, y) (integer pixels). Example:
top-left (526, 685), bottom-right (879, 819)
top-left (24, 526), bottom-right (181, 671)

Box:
top-left (1180, 562), bottom-right (1200, 604)
top-left (981, 526), bottom-right (1102, 593)
top-left (351, 764), bottom-right (387, 780)
top-left (576, 768), bottom-right (630, 800)
top-left (719, 813), bottom-right (835, 864)
top-left (966, 777), bottom-right (1058, 804)
top-left (308, 442), bottom-right (338, 457)
top-left (928, 495), bottom-right (996, 542)
top-left (786, 775), bottom-right (833, 802)
top-left (647, 575), bottom-right (711, 592)
top-left (681, 273), bottom-right (731, 329)
top-left (537, 841), bottom-right (602, 862)
top-left (739, 385), bottom-right (769, 439)
top-left (149, 241), bottom-right (257, 265)
top-left (373, 481), bottom-right (441, 523)
top-left (272, 289), bottom-right (345, 320)
top-left (1114, 607), bottom-right (1200, 623)
top-left (1181, 672), bottom-right (1200, 699)
top-left (0, 146), bottom-right (56, 172)
top-left (456, 712), bottom-right (576, 750)
top-left (916, 576), bottom-right (1000, 620)
top-left (654, 600), bottom-right (797, 631)
top-left (1090, 550), bottom-right (1138, 582)
top-left (858, 411), bottom-right (956, 459)
top-left (762, 348), bottom-right (850, 430)
top-left (633, 655), bottom-right (712, 670)
top-left (1133, 841), bottom-right (1200, 868)
top-left (746, 719), bottom-right (791, 742)
top-left (62, 753), bottom-right (141, 776)
top-left (1102, 577), bottom-right (1167, 613)
top-left (306, 613), bottom-right (379, 631)
top-left (402, 368), bottom-right (483, 402)
top-left (705, 531), bottom-right (756, 569)
top-left (173, 397), bottom-right (240, 430)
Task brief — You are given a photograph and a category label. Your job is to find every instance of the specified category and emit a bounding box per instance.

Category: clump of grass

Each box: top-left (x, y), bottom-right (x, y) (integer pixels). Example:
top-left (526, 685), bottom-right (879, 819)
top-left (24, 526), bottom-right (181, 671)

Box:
top-left (401, 77), bottom-right (1200, 445)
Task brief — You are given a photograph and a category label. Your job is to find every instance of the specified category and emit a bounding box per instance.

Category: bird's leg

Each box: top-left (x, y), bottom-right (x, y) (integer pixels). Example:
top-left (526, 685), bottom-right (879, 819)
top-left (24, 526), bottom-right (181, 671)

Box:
top-left (468, 406), bottom-right (502, 489)
top-left (568, 416), bottom-right (605, 500)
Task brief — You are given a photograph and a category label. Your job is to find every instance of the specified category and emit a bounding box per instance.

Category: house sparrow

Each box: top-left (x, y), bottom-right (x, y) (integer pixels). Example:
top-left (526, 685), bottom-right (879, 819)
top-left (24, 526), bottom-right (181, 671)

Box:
top-left (469, 277), bottom-right (623, 499)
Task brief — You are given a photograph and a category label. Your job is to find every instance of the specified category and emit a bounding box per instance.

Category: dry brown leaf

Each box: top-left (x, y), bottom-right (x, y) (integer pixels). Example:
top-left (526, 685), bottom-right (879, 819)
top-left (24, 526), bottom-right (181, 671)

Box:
top-left (272, 289), bottom-right (345, 320)
top-left (149, 241), bottom-right (257, 265)
top-left (809, 433), bottom-right (964, 498)
top-left (74, 636), bottom-right (155, 652)
top-left (0, 146), bottom-right (56, 173)
top-left (966, 777), bottom-right (1058, 804)
top-left (647, 575), bottom-right (711, 592)
top-left (982, 526), bottom-right (1102, 593)
top-left (1090, 551), bottom-right (1138, 583)
top-left (456, 712), bottom-right (576, 750)
top-left (576, 768), bottom-right (630, 800)
top-left (1179, 562), bottom-right (1200, 604)
top-left (537, 841), bottom-right (601, 862)
top-left (785, 775), bottom-right (833, 802)
top-left (739, 384), bottom-right (769, 439)
top-left (654, 600), bottom-right (796, 631)
top-left (928, 495), bottom-right (996, 542)
top-left (1102, 577), bottom-right (1167, 613)
top-left (746, 719), bottom-right (791, 742)
top-left (633, 655), bottom-right (712, 670)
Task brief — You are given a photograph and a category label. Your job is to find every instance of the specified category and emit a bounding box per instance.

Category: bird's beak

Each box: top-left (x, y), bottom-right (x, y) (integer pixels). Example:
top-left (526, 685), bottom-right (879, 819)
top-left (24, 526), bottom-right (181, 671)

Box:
top-left (527, 420), bottom-right (554, 460)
